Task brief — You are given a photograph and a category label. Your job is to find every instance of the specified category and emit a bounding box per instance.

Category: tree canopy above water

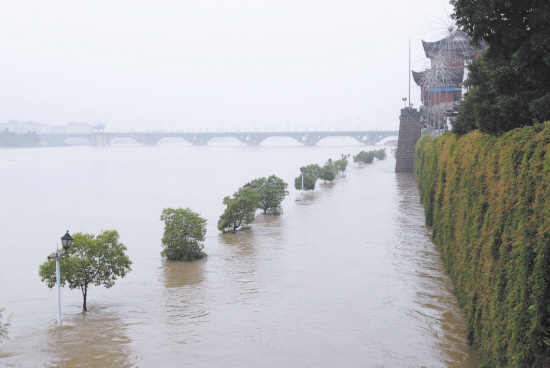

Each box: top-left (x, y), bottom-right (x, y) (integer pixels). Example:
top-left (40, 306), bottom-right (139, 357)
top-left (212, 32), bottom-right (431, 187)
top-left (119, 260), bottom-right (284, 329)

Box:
top-left (38, 230), bottom-right (132, 311)
top-left (451, 0), bottom-right (550, 135)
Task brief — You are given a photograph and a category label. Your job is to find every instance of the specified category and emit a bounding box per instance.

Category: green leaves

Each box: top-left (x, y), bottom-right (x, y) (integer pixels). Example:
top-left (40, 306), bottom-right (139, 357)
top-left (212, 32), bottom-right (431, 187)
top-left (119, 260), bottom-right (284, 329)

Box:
top-left (250, 175), bottom-right (289, 214)
top-left (319, 164), bottom-right (336, 183)
top-left (450, 0), bottom-right (550, 135)
top-left (416, 123), bottom-right (550, 366)
top-left (294, 174), bottom-right (316, 191)
top-left (0, 307), bottom-right (11, 343)
top-left (218, 187), bottom-right (261, 232)
top-left (38, 230), bottom-right (132, 310)
top-left (160, 208), bottom-right (207, 261)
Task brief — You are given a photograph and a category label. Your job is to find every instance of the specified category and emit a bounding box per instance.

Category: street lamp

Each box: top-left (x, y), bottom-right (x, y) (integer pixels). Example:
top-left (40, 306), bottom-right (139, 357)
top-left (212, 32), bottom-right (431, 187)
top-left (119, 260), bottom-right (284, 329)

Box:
top-left (47, 230), bottom-right (73, 326)
top-left (300, 166), bottom-right (306, 195)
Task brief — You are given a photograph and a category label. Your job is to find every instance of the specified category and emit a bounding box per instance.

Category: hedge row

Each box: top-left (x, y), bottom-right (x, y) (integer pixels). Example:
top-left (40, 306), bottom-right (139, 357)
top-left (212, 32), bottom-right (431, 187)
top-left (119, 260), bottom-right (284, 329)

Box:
top-left (415, 123), bottom-right (550, 367)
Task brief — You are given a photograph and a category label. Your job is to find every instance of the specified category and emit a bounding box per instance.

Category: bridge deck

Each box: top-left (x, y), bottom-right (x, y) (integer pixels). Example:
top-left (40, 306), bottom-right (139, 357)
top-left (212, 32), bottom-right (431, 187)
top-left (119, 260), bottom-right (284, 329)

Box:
top-left (38, 130), bottom-right (399, 146)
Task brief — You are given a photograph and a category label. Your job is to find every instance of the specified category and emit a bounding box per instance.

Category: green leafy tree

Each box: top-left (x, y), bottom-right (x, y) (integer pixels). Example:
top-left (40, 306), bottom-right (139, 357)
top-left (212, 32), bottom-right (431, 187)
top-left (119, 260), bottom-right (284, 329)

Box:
top-left (451, 0), bottom-right (550, 134)
top-left (0, 308), bottom-right (11, 343)
top-left (250, 175), bottom-right (289, 215)
top-left (354, 151), bottom-right (375, 164)
top-left (304, 164), bottom-right (322, 179)
top-left (294, 174), bottom-right (316, 190)
top-left (334, 159), bottom-right (348, 174)
top-left (160, 208), bottom-right (207, 261)
top-left (319, 164), bottom-right (336, 183)
top-left (375, 149), bottom-right (386, 160)
top-left (218, 187), bottom-right (261, 233)
top-left (38, 230), bottom-right (132, 311)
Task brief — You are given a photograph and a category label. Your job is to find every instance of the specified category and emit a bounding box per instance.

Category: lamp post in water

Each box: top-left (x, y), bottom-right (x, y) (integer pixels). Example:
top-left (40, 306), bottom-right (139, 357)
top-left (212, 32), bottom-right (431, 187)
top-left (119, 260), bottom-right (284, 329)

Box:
top-left (47, 231), bottom-right (73, 326)
top-left (300, 166), bottom-right (306, 195)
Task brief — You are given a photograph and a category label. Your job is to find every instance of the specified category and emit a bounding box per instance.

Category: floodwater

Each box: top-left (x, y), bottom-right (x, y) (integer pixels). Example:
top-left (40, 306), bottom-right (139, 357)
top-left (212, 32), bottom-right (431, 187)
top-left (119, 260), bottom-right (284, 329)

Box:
top-left (0, 138), bottom-right (478, 367)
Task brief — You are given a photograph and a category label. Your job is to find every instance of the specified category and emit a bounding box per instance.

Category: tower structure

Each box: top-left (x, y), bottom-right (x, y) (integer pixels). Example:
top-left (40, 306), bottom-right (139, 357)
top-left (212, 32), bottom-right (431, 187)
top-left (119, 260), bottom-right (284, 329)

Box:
top-left (91, 123), bottom-right (106, 146)
top-left (412, 29), bottom-right (485, 130)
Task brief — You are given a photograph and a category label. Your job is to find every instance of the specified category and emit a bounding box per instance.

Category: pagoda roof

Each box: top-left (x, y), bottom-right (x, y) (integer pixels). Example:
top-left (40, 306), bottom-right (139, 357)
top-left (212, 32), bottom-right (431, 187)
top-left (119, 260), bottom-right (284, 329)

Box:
top-left (412, 68), bottom-right (464, 87)
top-left (422, 29), bottom-right (486, 59)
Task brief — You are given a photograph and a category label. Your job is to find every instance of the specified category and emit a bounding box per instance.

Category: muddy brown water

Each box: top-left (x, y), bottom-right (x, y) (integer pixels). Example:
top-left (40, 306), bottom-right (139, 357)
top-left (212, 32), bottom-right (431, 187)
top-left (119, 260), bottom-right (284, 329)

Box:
top-left (0, 139), bottom-right (478, 367)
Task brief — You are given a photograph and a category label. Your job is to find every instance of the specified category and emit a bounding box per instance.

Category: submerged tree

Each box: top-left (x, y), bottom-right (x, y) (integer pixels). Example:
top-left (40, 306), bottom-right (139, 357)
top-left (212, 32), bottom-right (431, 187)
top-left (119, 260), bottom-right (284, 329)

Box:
top-left (354, 151), bottom-right (375, 164)
top-left (0, 308), bottom-right (11, 343)
top-left (250, 175), bottom-right (289, 214)
top-left (160, 208), bottom-right (207, 261)
top-left (303, 164), bottom-right (322, 180)
top-left (218, 186), bottom-right (261, 233)
top-left (375, 149), bottom-right (386, 160)
top-left (294, 174), bottom-right (316, 191)
top-left (38, 230), bottom-right (132, 311)
top-left (319, 164), bottom-right (336, 183)
top-left (334, 159), bottom-right (348, 174)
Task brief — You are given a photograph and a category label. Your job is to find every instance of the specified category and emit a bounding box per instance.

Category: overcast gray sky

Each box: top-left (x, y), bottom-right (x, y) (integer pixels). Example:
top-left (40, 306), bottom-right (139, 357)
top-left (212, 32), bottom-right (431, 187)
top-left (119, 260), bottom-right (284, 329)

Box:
top-left (0, 0), bottom-right (454, 132)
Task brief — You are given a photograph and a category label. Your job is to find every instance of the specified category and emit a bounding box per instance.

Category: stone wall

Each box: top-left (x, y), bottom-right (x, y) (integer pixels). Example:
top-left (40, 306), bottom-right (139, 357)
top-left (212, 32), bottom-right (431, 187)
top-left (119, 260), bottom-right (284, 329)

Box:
top-left (395, 108), bottom-right (422, 172)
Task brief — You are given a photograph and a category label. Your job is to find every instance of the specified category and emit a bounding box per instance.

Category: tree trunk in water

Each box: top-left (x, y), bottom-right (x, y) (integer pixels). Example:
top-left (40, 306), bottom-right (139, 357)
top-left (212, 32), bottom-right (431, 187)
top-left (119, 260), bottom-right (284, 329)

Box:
top-left (82, 286), bottom-right (87, 311)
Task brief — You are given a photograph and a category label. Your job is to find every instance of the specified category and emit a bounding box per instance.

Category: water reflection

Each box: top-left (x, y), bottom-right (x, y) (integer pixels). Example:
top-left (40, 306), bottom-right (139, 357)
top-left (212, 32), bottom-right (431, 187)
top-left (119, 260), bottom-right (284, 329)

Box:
top-left (44, 308), bottom-right (136, 368)
top-left (160, 259), bottom-right (206, 288)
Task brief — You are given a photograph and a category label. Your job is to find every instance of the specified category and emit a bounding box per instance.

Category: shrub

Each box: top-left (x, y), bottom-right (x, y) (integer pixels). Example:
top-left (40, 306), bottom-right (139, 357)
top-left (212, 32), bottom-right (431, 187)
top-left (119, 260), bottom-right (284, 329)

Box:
top-left (160, 208), bottom-right (207, 260)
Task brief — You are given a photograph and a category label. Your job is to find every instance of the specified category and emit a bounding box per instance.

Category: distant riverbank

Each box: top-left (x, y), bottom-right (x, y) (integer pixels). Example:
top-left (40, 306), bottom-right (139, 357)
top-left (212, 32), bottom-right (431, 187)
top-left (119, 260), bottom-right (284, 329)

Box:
top-left (0, 129), bottom-right (41, 148)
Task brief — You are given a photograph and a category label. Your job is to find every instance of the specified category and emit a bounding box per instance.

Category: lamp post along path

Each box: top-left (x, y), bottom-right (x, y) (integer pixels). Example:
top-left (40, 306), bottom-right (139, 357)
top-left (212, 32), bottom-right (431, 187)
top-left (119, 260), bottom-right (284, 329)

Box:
top-left (48, 231), bottom-right (73, 325)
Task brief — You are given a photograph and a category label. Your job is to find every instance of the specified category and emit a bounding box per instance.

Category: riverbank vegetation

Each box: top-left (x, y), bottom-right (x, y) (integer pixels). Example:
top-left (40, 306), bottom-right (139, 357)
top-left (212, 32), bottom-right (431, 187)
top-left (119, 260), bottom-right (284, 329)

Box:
top-left (160, 208), bottom-right (207, 260)
top-left (0, 129), bottom-right (41, 147)
top-left (415, 123), bottom-right (550, 367)
top-left (38, 230), bottom-right (132, 311)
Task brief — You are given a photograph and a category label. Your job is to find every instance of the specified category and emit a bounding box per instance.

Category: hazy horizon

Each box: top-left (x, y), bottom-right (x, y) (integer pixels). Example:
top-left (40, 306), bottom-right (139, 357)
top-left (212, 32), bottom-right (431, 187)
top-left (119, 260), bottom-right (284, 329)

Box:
top-left (1, 0), bottom-right (455, 132)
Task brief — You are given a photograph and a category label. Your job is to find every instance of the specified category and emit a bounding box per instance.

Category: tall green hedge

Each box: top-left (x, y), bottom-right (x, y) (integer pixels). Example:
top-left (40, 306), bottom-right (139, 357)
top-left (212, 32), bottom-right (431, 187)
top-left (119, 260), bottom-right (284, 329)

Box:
top-left (415, 123), bottom-right (550, 367)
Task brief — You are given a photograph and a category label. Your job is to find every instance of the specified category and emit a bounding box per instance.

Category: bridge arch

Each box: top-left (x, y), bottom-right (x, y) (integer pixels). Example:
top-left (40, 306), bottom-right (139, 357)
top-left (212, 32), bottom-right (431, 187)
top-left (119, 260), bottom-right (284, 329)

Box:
top-left (155, 136), bottom-right (192, 145)
top-left (258, 136), bottom-right (303, 146)
top-left (106, 134), bottom-right (145, 145)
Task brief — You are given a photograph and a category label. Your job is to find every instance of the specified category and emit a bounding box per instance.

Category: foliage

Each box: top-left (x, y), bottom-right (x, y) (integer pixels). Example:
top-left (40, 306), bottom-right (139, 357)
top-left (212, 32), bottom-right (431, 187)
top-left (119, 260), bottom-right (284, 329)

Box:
top-left (0, 307), bottom-right (11, 343)
top-left (450, 0), bottom-right (550, 135)
top-left (160, 208), bottom-right (207, 261)
top-left (334, 159), bottom-right (348, 174)
top-left (415, 122), bottom-right (550, 367)
top-left (294, 174), bottom-right (316, 191)
top-left (374, 149), bottom-right (386, 160)
top-left (250, 175), bottom-right (289, 215)
top-left (354, 150), bottom-right (375, 164)
top-left (217, 186), bottom-right (261, 233)
top-left (319, 164), bottom-right (336, 183)
top-left (0, 129), bottom-right (41, 147)
top-left (38, 230), bottom-right (132, 311)
top-left (304, 164), bottom-right (322, 180)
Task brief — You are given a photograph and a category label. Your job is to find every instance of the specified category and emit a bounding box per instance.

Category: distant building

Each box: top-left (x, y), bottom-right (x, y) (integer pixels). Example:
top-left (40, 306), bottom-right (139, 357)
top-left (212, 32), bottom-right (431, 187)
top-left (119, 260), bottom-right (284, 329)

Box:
top-left (411, 29), bottom-right (485, 130)
top-left (66, 122), bottom-right (92, 134)
top-left (6, 120), bottom-right (50, 134)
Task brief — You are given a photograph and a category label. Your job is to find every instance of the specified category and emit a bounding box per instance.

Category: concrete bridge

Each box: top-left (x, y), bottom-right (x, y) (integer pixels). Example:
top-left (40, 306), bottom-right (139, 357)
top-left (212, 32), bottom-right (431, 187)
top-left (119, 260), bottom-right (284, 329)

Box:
top-left (38, 130), bottom-right (398, 147)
